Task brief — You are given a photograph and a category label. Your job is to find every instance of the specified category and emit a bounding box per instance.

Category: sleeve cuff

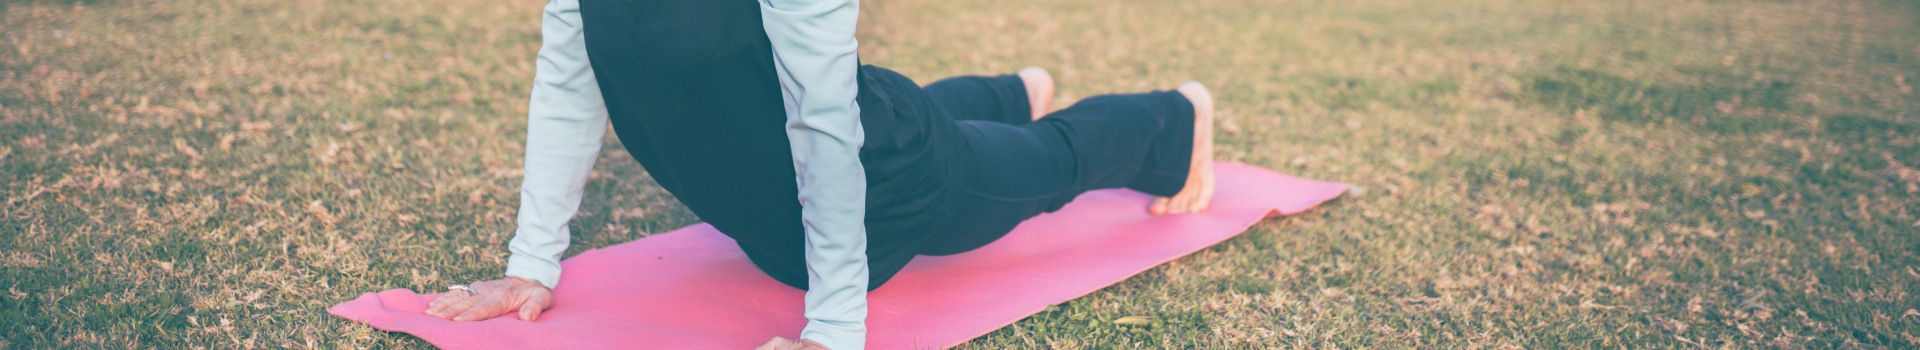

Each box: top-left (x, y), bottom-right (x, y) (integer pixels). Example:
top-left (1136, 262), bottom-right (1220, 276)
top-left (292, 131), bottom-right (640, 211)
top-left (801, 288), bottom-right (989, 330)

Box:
top-left (801, 319), bottom-right (866, 350)
top-left (505, 254), bottom-right (563, 289)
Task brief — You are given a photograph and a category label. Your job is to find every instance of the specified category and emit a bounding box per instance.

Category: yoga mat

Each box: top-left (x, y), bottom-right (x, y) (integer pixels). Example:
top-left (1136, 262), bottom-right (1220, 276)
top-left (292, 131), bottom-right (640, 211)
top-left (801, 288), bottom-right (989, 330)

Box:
top-left (329, 161), bottom-right (1347, 349)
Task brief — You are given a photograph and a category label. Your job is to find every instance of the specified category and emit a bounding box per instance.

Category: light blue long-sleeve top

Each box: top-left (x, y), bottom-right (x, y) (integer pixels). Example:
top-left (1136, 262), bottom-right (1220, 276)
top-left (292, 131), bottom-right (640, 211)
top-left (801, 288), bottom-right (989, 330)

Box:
top-left (502, 0), bottom-right (870, 348)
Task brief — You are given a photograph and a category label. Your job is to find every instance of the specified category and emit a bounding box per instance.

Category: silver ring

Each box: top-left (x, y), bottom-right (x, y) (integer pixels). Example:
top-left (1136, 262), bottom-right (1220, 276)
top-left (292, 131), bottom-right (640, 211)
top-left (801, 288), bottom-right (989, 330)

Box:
top-left (448, 284), bottom-right (478, 296)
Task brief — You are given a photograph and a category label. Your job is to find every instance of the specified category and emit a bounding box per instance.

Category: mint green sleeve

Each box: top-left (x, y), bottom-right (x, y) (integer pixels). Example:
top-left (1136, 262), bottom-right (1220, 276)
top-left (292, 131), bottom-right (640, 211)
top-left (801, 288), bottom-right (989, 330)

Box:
top-left (759, 0), bottom-right (870, 349)
top-left (504, 0), bottom-right (606, 290)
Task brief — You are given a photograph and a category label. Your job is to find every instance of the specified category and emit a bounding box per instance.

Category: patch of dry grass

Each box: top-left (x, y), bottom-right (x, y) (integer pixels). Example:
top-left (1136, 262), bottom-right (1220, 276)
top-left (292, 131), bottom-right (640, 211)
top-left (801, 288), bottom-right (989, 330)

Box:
top-left (3, 0), bottom-right (1917, 348)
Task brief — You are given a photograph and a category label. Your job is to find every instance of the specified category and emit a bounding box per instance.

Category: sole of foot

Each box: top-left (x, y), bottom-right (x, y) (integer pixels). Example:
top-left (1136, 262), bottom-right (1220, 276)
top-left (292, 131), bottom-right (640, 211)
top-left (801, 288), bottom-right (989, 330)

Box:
top-left (1150, 81), bottom-right (1216, 215)
top-left (1018, 67), bottom-right (1055, 121)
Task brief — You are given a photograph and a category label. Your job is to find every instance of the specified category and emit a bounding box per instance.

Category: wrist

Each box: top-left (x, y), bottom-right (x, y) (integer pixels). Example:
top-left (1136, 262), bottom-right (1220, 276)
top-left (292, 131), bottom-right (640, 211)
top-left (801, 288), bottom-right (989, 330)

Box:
top-left (504, 275), bottom-right (545, 288)
top-left (800, 339), bottom-right (831, 350)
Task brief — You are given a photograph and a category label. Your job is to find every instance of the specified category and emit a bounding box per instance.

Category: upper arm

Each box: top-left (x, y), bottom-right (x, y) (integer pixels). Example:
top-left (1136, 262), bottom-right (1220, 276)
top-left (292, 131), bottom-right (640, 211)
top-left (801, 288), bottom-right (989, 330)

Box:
top-left (529, 0), bottom-right (604, 127)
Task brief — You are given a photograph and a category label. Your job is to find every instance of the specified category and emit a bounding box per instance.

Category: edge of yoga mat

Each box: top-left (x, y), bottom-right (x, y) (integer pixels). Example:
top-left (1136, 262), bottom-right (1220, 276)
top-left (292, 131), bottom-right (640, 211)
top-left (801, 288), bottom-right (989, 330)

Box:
top-left (919, 162), bottom-right (1348, 347)
top-left (328, 161), bottom-right (1349, 349)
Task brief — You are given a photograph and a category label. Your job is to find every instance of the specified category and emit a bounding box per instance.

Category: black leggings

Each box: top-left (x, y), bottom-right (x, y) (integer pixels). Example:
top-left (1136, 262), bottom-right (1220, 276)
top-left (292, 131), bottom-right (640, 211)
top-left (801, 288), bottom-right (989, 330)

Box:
top-left (904, 72), bottom-right (1197, 256)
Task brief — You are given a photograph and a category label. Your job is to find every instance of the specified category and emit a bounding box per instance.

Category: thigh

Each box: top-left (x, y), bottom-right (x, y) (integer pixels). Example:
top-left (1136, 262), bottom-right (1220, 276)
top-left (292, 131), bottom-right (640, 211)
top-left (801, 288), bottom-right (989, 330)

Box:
top-left (922, 74), bottom-right (1031, 125)
top-left (919, 120), bottom-right (1075, 256)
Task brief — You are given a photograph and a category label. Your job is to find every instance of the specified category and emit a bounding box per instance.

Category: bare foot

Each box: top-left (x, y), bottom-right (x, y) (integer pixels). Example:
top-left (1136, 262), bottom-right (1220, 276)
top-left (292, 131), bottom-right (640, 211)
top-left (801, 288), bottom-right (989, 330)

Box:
top-left (1149, 81), bottom-right (1216, 215)
top-left (1018, 67), bottom-right (1054, 121)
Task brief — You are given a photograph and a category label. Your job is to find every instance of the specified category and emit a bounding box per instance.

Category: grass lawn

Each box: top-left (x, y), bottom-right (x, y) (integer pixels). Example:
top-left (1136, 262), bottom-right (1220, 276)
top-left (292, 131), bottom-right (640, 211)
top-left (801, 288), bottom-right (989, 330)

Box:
top-left (3, 0), bottom-right (1918, 348)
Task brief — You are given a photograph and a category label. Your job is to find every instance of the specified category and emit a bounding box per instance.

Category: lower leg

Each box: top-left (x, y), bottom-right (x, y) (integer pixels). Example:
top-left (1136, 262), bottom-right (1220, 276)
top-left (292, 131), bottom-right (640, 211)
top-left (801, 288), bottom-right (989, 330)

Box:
top-left (1149, 82), bottom-right (1216, 215)
top-left (996, 83), bottom-right (1210, 214)
top-left (921, 83), bottom-right (1212, 256)
top-left (922, 69), bottom-right (1048, 125)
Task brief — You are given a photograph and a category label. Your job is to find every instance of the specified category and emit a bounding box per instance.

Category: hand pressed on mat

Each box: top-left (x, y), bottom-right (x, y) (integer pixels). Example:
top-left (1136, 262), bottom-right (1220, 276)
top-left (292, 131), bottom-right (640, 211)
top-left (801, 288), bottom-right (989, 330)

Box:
top-left (754, 337), bottom-right (832, 350)
top-left (424, 276), bottom-right (554, 322)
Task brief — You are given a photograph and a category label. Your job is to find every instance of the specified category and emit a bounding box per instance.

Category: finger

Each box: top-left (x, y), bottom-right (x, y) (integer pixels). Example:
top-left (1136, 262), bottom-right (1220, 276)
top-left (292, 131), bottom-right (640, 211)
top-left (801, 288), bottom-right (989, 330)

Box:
top-left (517, 303), bottom-right (541, 322)
top-left (517, 288), bottom-right (554, 322)
top-left (436, 291), bottom-right (490, 319)
top-left (452, 294), bottom-right (513, 322)
top-left (428, 292), bottom-right (458, 309)
top-left (427, 288), bottom-right (476, 309)
top-left (425, 292), bottom-right (472, 317)
top-left (450, 294), bottom-right (505, 322)
top-left (516, 292), bottom-right (549, 322)
top-left (425, 293), bottom-right (458, 315)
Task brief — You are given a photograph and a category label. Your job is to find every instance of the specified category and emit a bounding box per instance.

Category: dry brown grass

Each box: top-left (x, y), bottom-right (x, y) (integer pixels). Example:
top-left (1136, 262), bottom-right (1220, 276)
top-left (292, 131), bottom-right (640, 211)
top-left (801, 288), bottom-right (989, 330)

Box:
top-left (3, 0), bottom-right (1917, 348)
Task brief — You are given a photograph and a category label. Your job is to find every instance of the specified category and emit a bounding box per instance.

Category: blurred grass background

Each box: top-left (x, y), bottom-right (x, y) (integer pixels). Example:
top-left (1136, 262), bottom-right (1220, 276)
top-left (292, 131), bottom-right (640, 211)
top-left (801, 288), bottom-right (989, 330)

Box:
top-left (2, 0), bottom-right (1917, 348)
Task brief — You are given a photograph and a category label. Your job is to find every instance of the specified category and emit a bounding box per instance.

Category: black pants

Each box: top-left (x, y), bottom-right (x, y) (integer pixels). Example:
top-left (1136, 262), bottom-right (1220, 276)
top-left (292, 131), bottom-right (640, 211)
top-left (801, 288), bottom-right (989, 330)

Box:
top-left (577, 0), bottom-right (1193, 290)
top-left (906, 72), bottom-right (1196, 256)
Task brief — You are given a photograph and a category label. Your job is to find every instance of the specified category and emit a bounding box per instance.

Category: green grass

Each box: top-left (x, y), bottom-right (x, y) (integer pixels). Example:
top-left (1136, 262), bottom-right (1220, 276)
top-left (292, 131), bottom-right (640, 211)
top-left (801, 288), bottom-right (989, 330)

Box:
top-left (3, 0), bottom-right (1917, 348)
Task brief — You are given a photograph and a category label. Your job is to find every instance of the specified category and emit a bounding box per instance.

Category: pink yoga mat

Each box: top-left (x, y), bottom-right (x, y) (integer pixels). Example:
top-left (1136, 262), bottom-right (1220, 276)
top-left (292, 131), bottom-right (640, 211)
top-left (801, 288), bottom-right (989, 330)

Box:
top-left (330, 162), bottom-right (1348, 349)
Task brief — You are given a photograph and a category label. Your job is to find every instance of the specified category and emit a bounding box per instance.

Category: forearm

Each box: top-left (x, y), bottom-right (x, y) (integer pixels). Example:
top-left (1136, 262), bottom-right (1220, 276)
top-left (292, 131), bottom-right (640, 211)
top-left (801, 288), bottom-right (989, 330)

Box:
top-left (505, 0), bottom-right (608, 289)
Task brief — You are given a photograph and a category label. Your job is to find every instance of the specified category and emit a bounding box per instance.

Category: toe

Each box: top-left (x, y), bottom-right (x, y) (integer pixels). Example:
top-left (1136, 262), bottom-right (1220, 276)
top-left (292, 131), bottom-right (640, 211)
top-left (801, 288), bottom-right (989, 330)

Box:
top-left (1164, 195), bottom-right (1186, 214)
top-left (1149, 197), bottom-right (1170, 215)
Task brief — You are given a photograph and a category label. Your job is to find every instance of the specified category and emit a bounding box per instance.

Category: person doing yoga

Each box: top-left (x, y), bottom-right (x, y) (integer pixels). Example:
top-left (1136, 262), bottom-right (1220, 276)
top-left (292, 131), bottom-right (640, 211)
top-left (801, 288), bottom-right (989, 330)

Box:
top-left (418, 0), bottom-right (1216, 348)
